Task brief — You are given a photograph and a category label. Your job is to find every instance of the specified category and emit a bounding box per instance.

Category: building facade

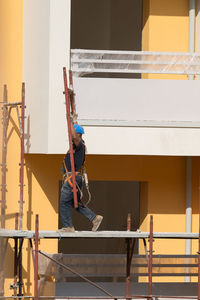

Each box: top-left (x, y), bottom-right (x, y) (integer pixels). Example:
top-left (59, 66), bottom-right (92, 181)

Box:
top-left (1, 0), bottom-right (200, 297)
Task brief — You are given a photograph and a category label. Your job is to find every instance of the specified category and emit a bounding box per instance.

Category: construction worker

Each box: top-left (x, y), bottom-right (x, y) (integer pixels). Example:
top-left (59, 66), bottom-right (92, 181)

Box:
top-left (58, 116), bottom-right (103, 232)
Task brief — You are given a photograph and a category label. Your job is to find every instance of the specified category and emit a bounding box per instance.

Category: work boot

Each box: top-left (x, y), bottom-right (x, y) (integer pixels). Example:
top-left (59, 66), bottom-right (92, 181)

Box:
top-left (57, 226), bottom-right (75, 233)
top-left (92, 215), bottom-right (103, 232)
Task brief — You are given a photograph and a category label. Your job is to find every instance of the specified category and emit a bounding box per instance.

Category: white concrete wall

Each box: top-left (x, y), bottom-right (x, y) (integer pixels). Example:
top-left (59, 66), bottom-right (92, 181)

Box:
top-left (23, 0), bottom-right (200, 156)
top-left (23, 0), bottom-right (51, 153)
top-left (197, 0), bottom-right (200, 53)
top-left (23, 0), bottom-right (70, 153)
top-left (74, 78), bottom-right (200, 123)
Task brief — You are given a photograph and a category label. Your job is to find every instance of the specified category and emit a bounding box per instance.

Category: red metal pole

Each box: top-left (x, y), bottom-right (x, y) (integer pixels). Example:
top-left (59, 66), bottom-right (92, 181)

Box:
top-left (69, 70), bottom-right (76, 114)
top-left (198, 175), bottom-right (200, 300)
top-left (126, 213), bottom-right (131, 299)
top-left (63, 67), bottom-right (78, 208)
top-left (14, 213), bottom-right (19, 296)
top-left (19, 83), bottom-right (25, 230)
top-left (1, 85), bottom-right (7, 229)
top-left (34, 215), bottom-right (39, 300)
top-left (148, 215), bottom-right (153, 297)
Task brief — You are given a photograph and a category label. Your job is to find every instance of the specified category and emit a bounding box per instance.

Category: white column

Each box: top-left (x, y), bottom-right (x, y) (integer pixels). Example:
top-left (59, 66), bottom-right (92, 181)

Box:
top-left (185, 156), bottom-right (192, 282)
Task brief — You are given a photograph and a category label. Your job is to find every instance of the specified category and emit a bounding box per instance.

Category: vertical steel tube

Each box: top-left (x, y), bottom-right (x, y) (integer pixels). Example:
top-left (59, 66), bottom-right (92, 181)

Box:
top-left (14, 213), bottom-right (19, 296)
top-left (29, 239), bottom-right (35, 266)
top-left (198, 175), bottom-right (200, 300)
top-left (19, 83), bottom-right (25, 230)
top-left (34, 215), bottom-right (39, 300)
top-left (1, 85), bottom-right (7, 229)
top-left (63, 67), bottom-right (78, 208)
top-left (18, 83), bottom-right (25, 298)
top-left (185, 156), bottom-right (192, 282)
top-left (126, 214), bottom-right (131, 299)
top-left (148, 215), bottom-right (153, 297)
top-left (0, 85), bottom-right (7, 297)
top-left (199, 215), bottom-right (200, 300)
top-left (18, 244), bottom-right (23, 296)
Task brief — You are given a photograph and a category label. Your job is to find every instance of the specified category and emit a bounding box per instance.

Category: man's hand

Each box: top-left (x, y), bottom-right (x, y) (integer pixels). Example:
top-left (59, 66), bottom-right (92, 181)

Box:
top-left (71, 122), bottom-right (81, 147)
top-left (70, 113), bottom-right (78, 124)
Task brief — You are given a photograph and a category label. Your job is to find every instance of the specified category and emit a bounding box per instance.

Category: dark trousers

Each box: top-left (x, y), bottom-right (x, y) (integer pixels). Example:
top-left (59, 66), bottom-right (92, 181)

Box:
top-left (60, 175), bottom-right (96, 227)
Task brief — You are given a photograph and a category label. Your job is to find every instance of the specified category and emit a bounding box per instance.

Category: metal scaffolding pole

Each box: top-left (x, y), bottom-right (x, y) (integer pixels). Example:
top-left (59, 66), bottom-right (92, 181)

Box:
top-left (0, 83), bottom-right (25, 297)
top-left (198, 175), bottom-right (200, 300)
top-left (18, 83), bottom-right (25, 231)
top-left (148, 215), bottom-right (153, 298)
top-left (13, 214), bottom-right (19, 296)
top-left (126, 214), bottom-right (135, 300)
top-left (0, 85), bottom-right (8, 297)
top-left (34, 215), bottom-right (39, 300)
top-left (1, 85), bottom-right (8, 229)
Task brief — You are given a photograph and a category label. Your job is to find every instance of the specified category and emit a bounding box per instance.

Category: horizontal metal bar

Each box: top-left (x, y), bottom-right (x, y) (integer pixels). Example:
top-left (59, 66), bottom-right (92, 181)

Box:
top-left (2, 102), bottom-right (22, 106)
top-left (71, 49), bottom-right (200, 75)
top-left (78, 119), bottom-right (200, 129)
top-left (134, 273), bottom-right (198, 276)
top-left (71, 49), bottom-right (200, 56)
top-left (72, 68), bottom-right (200, 75)
top-left (0, 229), bottom-right (200, 239)
top-left (0, 297), bottom-right (150, 300)
top-left (0, 295), bottom-right (197, 300)
top-left (72, 58), bottom-right (200, 66)
top-left (48, 273), bottom-right (198, 277)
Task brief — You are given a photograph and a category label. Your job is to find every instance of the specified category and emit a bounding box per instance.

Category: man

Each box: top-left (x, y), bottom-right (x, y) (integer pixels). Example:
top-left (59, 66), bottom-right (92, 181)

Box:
top-left (59, 118), bottom-right (103, 232)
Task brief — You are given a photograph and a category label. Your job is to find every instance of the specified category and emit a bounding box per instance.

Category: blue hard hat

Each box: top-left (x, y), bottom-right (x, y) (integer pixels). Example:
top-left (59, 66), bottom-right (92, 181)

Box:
top-left (73, 124), bottom-right (85, 134)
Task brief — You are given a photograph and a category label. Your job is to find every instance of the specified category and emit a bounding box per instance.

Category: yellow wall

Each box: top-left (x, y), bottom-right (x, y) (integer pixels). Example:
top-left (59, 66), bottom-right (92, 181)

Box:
top-left (0, 0), bottom-right (24, 296)
top-left (0, 1), bottom-right (58, 296)
top-left (0, 0), bottom-right (199, 296)
top-left (85, 155), bottom-right (199, 282)
top-left (142, 0), bottom-right (190, 79)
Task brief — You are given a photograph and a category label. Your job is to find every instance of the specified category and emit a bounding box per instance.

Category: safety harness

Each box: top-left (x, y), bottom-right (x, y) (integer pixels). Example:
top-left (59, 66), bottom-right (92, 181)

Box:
top-left (63, 158), bottom-right (79, 188)
top-left (62, 152), bottom-right (91, 205)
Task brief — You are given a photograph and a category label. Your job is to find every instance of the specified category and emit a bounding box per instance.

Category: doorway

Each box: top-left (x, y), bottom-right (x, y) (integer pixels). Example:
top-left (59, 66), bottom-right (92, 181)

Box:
top-left (58, 180), bottom-right (140, 254)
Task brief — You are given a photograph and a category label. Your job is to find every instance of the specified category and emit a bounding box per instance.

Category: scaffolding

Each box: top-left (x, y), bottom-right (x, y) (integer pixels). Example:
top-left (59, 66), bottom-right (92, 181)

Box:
top-left (1, 213), bottom-right (200, 299)
top-left (0, 83), bottom-right (26, 297)
top-left (1, 67), bottom-right (200, 300)
top-left (0, 83), bottom-right (25, 230)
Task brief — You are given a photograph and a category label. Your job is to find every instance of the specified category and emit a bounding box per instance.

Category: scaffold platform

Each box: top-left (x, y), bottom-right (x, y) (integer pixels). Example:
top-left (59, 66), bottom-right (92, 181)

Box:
top-left (0, 228), bottom-right (199, 239)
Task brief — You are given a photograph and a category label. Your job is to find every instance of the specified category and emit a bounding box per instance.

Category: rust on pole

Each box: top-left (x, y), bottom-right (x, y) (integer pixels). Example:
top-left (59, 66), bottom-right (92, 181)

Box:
top-left (0, 85), bottom-right (7, 297)
top-left (19, 83), bottom-right (25, 231)
top-left (148, 215), bottom-right (153, 297)
top-left (1, 85), bottom-right (8, 229)
top-left (126, 213), bottom-right (131, 299)
top-left (17, 83), bottom-right (25, 298)
top-left (34, 215), bottom-right (39, 300)
top-left (13, 214), bottom-right (19, 296)
top-left (63, 67), bottom-right (78, 208)
top-left (29, 239), bottom-right (35, 266)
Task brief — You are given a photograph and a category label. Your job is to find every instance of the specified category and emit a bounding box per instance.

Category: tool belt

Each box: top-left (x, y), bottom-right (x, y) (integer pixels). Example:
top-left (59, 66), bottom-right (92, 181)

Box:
top-left (63, 158), bottom-right (82, 188)
top-left (64, 171), bottom-right (81, 186)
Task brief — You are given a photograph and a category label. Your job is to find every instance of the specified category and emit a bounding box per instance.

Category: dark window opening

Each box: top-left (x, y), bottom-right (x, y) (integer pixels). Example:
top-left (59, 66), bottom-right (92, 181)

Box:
top-left (71, 0), bottom-right (143, 78)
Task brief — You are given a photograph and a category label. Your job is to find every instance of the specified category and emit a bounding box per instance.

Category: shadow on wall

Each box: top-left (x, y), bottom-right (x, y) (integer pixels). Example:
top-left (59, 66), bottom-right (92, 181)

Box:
top-left (86, 155), bottom-right (187, 215)
top-left (25, 154), bottom-right (63, 214)
top-left (147, 0), bottom-right (189, 16)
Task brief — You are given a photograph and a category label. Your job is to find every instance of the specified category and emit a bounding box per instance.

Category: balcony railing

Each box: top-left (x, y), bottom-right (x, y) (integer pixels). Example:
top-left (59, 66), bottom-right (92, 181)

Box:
top-left (71, 49), bottom-right (200, 76)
